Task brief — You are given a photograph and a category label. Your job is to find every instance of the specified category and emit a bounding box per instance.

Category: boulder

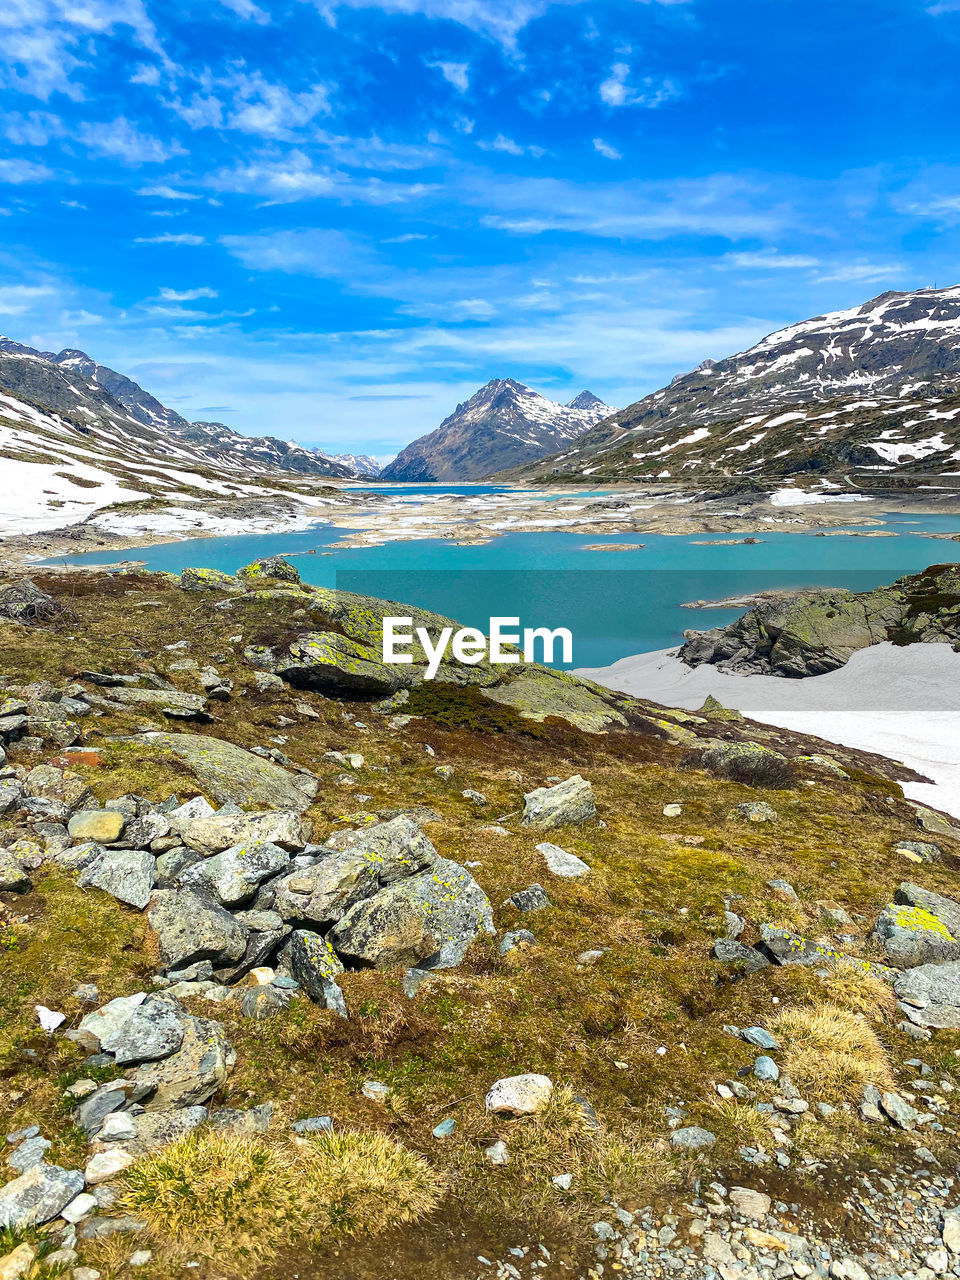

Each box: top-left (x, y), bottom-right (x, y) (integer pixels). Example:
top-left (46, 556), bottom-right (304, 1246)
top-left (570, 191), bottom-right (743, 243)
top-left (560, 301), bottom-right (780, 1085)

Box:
top-left (324, 815), bottom-right (437, 883)
top-left (148, 890), bottom-right (249, 970)
top-left (181, 810), bottom-right (311, 855)
top-left (480, 669), bottom-right (627, 733)
top-left (712, 939), bottom-right (770, 973)
top-left (274, 852), bottom-right (377, 926)
top-left (895, 961), bottom-right (960, 1029)
top-left (286, 930), bottom-right (347, 1015)
top-left (67, 810), bottom-right (126, 844)
top-left (248, 631), bottom-right (403, 697)
top-left (520, 775), bottom-right (596, 829)
top-left (759, 925), bottom-right (896, 980)
top-left (136, 733), bottom-right (317, 813)
top-left (671, 1126), bottom-right (716, 1152)
top-left (125, 1107), bottom-right (210, 1154)
top-left (0, 850), bottom-right (31, 893)
top-left (237, 556), bottom-right (301, 585)
top-left (0, 580), bottom-right (64, 626)
top-left (485, 1074), bottom-right (553, 1115)
top-left (131, 1015), bottom-right (234, 1109)
top-left (0, 1163), bottom-right (85, 1229)
top-left (98, 995), bottom-right (187, 1066)
top-left (78, 849), bottom-right (155, 910)
top-left (75, 992), bottom-right (148, 1053)
top-left (536, 842), bottom-right (590, 879)
top-left (179, 567), bottom-right (240, 592)
top-left (329, 857), bottom-right (495, 970)
top-left (872, 900), bottom-right (960, 969)
top-left (179, 841), bottom-right (290, 906)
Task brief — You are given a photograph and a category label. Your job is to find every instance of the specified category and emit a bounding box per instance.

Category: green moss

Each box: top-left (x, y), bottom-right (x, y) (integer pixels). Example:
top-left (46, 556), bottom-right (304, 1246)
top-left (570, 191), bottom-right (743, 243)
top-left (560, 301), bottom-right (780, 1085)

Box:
top-left (404, 682), bottom-right (549, 738)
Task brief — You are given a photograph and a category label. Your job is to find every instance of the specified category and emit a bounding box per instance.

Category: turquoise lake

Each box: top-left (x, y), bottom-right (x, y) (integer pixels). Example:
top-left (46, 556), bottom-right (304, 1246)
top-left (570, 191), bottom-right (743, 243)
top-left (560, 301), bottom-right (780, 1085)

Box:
top-left (48, 500), bottom-right (960, 669)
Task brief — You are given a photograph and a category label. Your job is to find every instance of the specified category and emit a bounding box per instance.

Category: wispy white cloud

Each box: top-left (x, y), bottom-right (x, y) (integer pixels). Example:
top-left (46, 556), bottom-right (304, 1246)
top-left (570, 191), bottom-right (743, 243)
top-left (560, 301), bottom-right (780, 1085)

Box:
top-left (78, 117), bottom-right (186, 165)
top-left (813, 262), bottom-right (903, 284)
top-left (0, 283), bottom-right (57, 314)
top-left (592, 137), bottom-right (621, 160)
top-left (169, 70), bottom-right (334, 140)
top-left (138, 184), bottom-right (202, 200)
top-left (427, 60), bottom-right (470, 91)
top-left (207, 149), bottom-right (436, 203)
top-left (156, 286), bottom-right (219, 301)
top-left (133, 232), bottom-right (206, 245)
top-left (221, 227), bottom-right (377, 278)
top-left (3, 111), bottom-right (63, 147)
top-left (600, 62), bottom-right (680, 108)
top-left (217, 0), bottom-right (270, 21)
top-left (477, 134), bottom-right (545, 157)
top-left (0, 156), bottom-right (54, 183)
top-left (726, 250), bottom-right (820, 269)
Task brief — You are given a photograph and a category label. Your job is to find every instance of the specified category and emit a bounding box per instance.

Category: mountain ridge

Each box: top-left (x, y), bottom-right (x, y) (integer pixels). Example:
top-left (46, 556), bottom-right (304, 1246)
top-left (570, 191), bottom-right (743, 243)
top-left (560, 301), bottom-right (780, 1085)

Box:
top-left (502, 283), bottom-right (960, 483)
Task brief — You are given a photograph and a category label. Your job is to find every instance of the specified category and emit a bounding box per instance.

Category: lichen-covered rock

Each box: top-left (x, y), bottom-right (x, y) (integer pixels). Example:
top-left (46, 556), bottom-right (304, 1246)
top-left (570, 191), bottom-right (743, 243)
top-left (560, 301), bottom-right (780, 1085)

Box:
top-left (760, 924), bottom-right (896, 980)
top-left (520, 775), bottom-right (596, 829)
top-left (247, 631), bottom-right (402, 697)
top-left (67, 809), bottom-right (126, 844)
top-left (236, 556), bottom-right (301, 585)
top-left (274, 852), bottom-right (376, 926)
top-left (98, 994), bottom-right (187, 1066)
top-left (78, 849), bottom-right (155, 910)
top-left (0, 850), bottom-right (31, 893)
top-left (179, 567), bottom-right (240, 592)
top-left (481, 669), bottom-right (626, 733)
top-left (286, 929), bottom-right (346, 1014)
top-left (135, 733), bottom-right (317, 814)
top-left (148, 889), bottom-right (249, 970)
top-left (131, 1015), bottom-right (234, 1110)
top-left (328, 856), bottom-right (494, 969)
top-left (180, 810), bottom-right (311, 855)
top-left (872, 887), bottom-right (960, 968)
top-left (179, 840), bottom-right (290, 906)
top-left (323, 815), bottom-right (437, 883)
top-left (0, 1164), bottom-right (84, 1230)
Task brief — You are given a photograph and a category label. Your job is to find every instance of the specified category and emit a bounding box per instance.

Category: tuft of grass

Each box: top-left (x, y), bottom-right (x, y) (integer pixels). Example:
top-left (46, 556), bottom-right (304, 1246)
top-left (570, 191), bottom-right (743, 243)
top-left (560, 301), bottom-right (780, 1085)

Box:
top-left (770, 1004), bottom-right (893, 1102)
top-left (708, 1099), bottom-right (776, 1151)
top-left (117, 1129), bottom-right (442, 1271)
top-left (295, 1129), bottom-right (443, 1237)
top-left (816, 962), bottom-right (898, 1022)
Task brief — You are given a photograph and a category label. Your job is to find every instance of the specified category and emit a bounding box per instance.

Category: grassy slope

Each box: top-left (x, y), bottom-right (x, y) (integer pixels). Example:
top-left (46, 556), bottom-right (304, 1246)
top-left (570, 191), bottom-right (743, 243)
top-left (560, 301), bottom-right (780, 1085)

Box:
top-left (2, 572), bottom-right (959, 1278)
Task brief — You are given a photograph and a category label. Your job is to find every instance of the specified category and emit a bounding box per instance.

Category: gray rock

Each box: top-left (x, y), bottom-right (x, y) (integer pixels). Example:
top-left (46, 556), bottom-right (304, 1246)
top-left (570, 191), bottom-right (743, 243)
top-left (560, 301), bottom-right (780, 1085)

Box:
top-left (292, 1115), bottom-right (333, 1134)
top-left (137, 732), bottom-right (316, 813)
top-left (67, 810), bottom-right (126, 844)
top-left (0, 849), bottom-right (31, 893)
top-left (671, 1126), bottom-right (716, 1152)
top-left (712, 939), bottom-right (770, 973)
top-left (505, 884), bottom-right (551, 912)
top-left (895, 961), bottom-right (960, 1028)
top-left (286, 928), bottom-right (345, 1002)
top-left (241, 987), bottom-right (286, 1020)
top-left (759, 924), bottom-right (895, 980)
top-left (209, 1104), bottom-right (273, 1135)
top-left (179, 841), bottom-right (290, 906)
top-left (741, 1027), bottom-right (779, 1050)
top-left (329, 857), bottom-right (494, 970)
top-left (520, 775), bottom-right (596, 829)
top-left (99, 995), bottom-right (187, 1066)
top-left (0, 1163), bottom-right (85, 1230)
top-left (131, 1015), bottom-right (234, 1110)
top-left (126, 1107), bottom-right (209, 1153)
top-left (754, 1055), bottom-right (779, 1081)
top-left (180, 810), bottom-right (310, 855)
top-left (247, 630), bottom-right (403, 697)
top-left (75, 992), bottom-right (148, 1052)
top-left (499, 929), bottom-right (536, 954)
top-left (536, 841), bottom-right (590, 878)
top-left (895, 840), bottom-right (942, 864)
top-left (767, 877), bottom-right (798, 901)
top-left (323, 815), bottom-right (437, 883)
top-left (274, 852), bottom-right (376, 927)
top-left (737, 801), bottom-right (778, 823)
top-left (78, 849), bottom-right (155, 910)
top-left (148, 890), bottom-right (248, 970)
top-left (880, 1090), bottom-right (920, 1129)
top-left (6, 1135), bottom-right (51, 1173)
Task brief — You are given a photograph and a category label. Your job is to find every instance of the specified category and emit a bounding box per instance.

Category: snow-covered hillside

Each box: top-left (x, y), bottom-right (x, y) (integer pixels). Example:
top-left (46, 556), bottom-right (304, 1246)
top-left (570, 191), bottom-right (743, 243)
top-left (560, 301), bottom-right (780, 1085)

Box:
top-left (381, 378), bottom-right (615, 481)
top-left (512, 284), bottom-right (960, 481)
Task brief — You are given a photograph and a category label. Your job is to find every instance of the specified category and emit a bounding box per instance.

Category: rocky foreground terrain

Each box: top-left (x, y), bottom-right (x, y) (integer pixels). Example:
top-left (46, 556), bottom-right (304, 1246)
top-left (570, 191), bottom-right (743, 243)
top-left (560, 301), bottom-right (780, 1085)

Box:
top-left (3, 561), bottom-right (960, 1280)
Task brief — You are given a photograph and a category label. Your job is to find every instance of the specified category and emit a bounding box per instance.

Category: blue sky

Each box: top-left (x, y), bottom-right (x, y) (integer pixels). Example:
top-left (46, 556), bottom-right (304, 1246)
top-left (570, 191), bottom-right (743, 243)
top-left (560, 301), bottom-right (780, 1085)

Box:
top-left (2, 1), bottom-right (960, 457)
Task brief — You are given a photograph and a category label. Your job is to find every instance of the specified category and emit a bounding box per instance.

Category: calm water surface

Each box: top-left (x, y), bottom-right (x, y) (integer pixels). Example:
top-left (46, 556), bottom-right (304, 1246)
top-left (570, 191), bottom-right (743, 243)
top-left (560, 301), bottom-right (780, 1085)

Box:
top-left (47, 509), bottom-right (960, 668)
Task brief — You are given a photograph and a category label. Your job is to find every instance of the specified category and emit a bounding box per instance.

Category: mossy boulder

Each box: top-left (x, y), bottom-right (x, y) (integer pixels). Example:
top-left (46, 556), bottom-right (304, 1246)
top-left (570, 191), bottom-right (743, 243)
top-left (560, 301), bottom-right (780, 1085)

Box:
top-left (236, 556), bottom-right (301, 585)
top-left (135, 732), bottom-right (318, 813)
top-left (247, 631), bottom-right (404, 697)
top-left (480, 668), bottom-right (626, 733)
top-left (180, 567), bottom-right (240, 593)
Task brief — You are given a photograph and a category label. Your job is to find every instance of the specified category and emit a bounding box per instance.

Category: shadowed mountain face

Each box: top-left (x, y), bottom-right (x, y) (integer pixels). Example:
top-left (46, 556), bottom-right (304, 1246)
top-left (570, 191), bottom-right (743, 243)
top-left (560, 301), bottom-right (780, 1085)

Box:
top-left (0, 337), bottom-right (355, 479)
top-left (380, 378), bottom-right (615, 481)
top-left (506, 284), bottom-right (960, 482)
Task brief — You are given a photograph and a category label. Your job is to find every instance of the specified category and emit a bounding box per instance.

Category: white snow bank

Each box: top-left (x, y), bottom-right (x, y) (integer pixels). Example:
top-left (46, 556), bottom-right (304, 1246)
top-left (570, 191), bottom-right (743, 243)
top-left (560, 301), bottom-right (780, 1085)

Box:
top-left (769, 488), bottom-right (869, 507)
top-left (577, 642), bottom-right (960, 821)
top-left (91, 504), bottom-right (321, 538)
top-left (0, 458), bottom-right (145, 537)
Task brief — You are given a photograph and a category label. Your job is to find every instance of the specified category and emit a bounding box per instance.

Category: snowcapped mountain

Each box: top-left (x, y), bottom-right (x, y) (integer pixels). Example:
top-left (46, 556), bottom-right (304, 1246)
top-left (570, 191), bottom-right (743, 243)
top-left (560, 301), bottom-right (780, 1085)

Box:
top-left (380, 378), bottom-right (615, 481)
top-left (510, 285), bottom-right (960, 482)
top-left (323, 453), bottom-right (384, 478)
top-left (0, 338), bottom-right (355, 479)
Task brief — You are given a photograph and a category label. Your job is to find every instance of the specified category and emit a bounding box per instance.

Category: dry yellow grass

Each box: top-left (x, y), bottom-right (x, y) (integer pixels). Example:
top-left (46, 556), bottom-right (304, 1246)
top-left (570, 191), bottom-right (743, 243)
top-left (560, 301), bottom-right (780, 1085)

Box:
top-left (117, 1129), bottom-right (443, 1271)
top-left (770, 1003), bottom-right (893, 1102)
top-left (817, 962), bottom-right (898, 1022)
